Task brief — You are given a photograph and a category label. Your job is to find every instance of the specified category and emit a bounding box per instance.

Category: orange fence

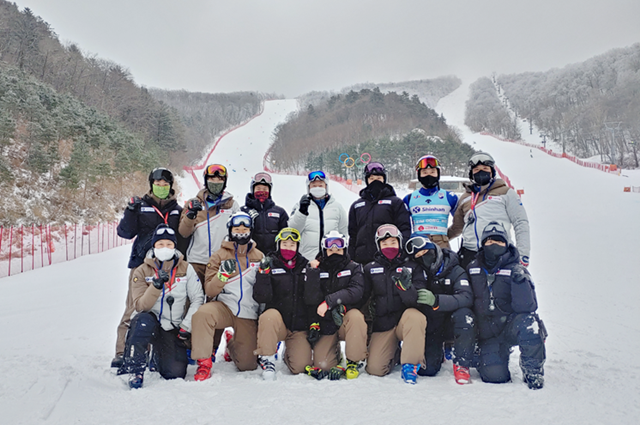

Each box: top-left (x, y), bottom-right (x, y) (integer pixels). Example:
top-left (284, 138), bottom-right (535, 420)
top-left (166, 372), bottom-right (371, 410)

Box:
top-left (0, 222), bottom-right (130, 279)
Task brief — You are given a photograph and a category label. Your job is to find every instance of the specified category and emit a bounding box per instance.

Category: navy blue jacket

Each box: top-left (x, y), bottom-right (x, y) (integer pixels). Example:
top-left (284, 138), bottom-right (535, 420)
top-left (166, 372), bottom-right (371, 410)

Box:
top-left (467, 245), bottom-right (538, 340)
top-left (364, 253), bottom-right (421, 333)
top-left (242, 194), bottom-right (289, 255)
top-left (348, 183), bottom-right (412, 265)
top-left (117, 193), bottom-right (182, 269)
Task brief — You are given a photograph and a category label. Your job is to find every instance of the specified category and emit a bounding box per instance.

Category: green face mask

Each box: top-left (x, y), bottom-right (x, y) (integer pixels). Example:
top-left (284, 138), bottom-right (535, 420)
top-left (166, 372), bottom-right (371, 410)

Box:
top-left (153, 184), bottom-right (170, 199)
top-left (207, 181), bottom-right (224, 196)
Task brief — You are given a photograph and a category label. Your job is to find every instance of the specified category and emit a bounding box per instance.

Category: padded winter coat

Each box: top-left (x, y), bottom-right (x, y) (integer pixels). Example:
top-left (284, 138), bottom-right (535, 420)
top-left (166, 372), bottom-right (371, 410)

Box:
top-left (179, 189), bottom-right (240, 265)
top-left (467, 245), bottom-right (538, 340)
top-left (130, 251), bottom-right (205, 332)
top-left (253, 253), bottom-right (310, 332)
top-left (203, 239), bottom-right (264, 320)
top-left (117, 191), bottom-right (182, 269)
top-left (241, 194), bottom-right (289, 255)
top-left (288, 195), bottom-right (348, 261)
top-left (304, 253), bottom-right (366, 335)
top-left (348, 183), bottom-right (412, 265)
top-left (364, 253), bottom-right (421, 333)
top-left (448, 178), bottom-right (530, 258)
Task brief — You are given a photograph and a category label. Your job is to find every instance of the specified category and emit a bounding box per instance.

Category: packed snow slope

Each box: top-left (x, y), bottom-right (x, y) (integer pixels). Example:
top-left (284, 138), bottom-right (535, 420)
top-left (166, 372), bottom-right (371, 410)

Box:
top-left (1, 92), bottom-right (639, 425)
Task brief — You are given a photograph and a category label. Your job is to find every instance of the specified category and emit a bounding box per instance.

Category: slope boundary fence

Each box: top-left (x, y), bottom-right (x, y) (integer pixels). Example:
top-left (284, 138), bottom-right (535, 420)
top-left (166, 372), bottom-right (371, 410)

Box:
top-left (0, 222), bottom-right (131, 279)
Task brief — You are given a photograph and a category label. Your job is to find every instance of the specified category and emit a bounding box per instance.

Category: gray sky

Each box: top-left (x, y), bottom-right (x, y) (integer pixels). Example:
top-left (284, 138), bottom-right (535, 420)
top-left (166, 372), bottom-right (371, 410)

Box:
top-left (12, 0), bottom-right (640, 97)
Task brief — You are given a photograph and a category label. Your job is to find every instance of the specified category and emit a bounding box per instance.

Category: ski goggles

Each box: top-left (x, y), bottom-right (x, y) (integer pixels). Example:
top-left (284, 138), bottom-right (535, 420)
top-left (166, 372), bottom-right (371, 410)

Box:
top-left (252, 172), bottom-right (272, 185)
top-left (228, 214), bottom-right (252, 228)
top-left (468, 153), bottom-right (495, 168)
top-left (364, 162), bottom-right (386, 175)
top-left (405, 235), bottom-right (435, 255)
top-left (150, 167), bottom-right (173, 183)
top-left (308, 170), bottom-right (326, 182)
top-left (375, 224), bottom-right (401, 241)
top-left (276, 228), bottom-right (301, 243)
top-left (203, 164), bottom-right (227, 178)
top-left (415, 155), bottom-right (440, 170)
top-left (323, 236), bottom-right (347, 250)
top-left (155, 226), bottom-right (175, 236)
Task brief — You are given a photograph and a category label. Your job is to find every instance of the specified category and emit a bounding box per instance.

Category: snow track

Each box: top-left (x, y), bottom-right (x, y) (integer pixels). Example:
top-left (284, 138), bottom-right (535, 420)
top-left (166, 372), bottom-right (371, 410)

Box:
top-left (1, 93), bottom-right (638, 424)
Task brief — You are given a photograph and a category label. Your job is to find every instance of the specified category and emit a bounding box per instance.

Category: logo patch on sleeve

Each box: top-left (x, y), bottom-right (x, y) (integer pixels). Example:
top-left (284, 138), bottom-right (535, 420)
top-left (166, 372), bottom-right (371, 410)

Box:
top-left (469, 268), bottom-right (481, 275)
top-left (444, 279), bottom-right (451, 285)
top-left (460, 279), bottom-right (469, 286)
top-left (170, 210), bottom-right (180, 215)
top-left (378, 200), bottom-right (392, 205)
top-left (354, 201), bottom-right (365, 209)
top-left (370, 267), bottom-right (384, 274)
top-left (320, 272), bottom-right (330, 279)
top-left (140, 207), bottom-right (155, 212)
top-left (337, 270), bottom-right (351, 278)
top-left (272, 268), bottom-right (286, 275)
top-left (268, 212), bottom-right (280, 218)
top-left (497, 269), bottom-right (512, 276)
top-left (145, 276), bottom-right (154, 282)
top-left (396, 267), bottom-right (411, 273)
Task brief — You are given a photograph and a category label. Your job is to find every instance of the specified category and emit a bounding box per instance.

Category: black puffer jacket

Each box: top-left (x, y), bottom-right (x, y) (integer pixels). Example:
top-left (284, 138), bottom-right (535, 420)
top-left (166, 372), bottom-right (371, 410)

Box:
top-left (117, 192), bottom-right (182, 269)
top-left (304, 253), bottom-right (366, 335)
top-left (242, 194), bottom-right (289, 255)
top-left (348, 183), bottom-right (412, 265)
top-left (467, 245), bottom-right (538, 340)
top-left (407, 248), bottom-right (472, 332)
top-left (253, 252), bottom-right (309, 332)
top-left (364, 252), bottom-right (422, 333)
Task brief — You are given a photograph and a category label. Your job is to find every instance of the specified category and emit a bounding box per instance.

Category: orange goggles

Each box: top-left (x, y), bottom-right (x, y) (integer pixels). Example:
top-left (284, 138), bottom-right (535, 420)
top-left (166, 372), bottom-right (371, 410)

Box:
top-left (203, 164), bottom-right (227, 178)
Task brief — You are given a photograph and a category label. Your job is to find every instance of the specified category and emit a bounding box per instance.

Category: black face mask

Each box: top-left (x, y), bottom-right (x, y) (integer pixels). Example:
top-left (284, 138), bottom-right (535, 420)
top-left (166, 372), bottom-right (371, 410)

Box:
top-left (483, 244), bottom-right (508, 267)
top-left (322, 252), bottom-right (345, 271)
top-left (473, 170), bottom-right (492, 186)
top-left (367, 179), bottom-right (385, 197)
top-left (230, 233), bottom-right (251, 246)
top-left (418, 175), bottom-right (439, 189)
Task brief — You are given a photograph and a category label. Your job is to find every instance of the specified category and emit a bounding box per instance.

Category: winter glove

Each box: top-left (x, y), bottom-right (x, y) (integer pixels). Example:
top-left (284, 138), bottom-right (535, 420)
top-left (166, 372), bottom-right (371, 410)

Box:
top-left (305, 365), bottom-right (328, 380)
top-left (298, 195), bottom-right (311, 216)
top-left (331, 304), bottom-right (346, 327)
top-left (259, 256), bottom-right (273, 274)
top-left (520, 256), bottom-right (530, 267)
top-left (327, 366), bottom-right (346, 381)
top-left (246, 208), bottom-right (259, 221)
top-left (417, 289), bottom-right (437, 307)
top-left (177, 328), bottom-right (191, 341)
top-left (186, 199), bottom-right (203, 219)
top-left (152, 270), bottom-right (170, 289)
top-left (127, 196), bottom-right (142, 211)
top-left (307, 322), bottom-right (320, 345)
top-left (512, 266), bottom-right (532, 285)
top-left (217, 259), bottom-right (237, 283)
top-left (393, 267), bottom-right (412, 291)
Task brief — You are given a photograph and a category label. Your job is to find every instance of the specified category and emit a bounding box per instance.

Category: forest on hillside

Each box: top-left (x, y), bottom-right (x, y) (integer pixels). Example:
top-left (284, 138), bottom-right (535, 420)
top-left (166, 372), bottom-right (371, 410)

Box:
top-left (464, 77), bottom-right (521, 140)
top-left (497, 43), bottom-right (640, 167)
top-left (269, 88), bottom-right (474, 182)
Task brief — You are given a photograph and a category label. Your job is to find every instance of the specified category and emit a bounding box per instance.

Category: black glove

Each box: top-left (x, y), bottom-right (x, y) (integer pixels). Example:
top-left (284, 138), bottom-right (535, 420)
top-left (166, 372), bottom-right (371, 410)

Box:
top-left (152, 270), bottom-right (170, 289)
top-left (327, 366), bottom-right (345, 381)
top-left (177, 328), bottom-right (191, 341)
top-left (259, 256), bottom-right (273, 274)
top-left (306, 366), bottom-right (328, 380)
top-left (307, 322), bottom-right (320, 345)
top-left (298, 195), bottom-right (311, 216)
top-left (127, 196), bottom-right (142, 211)
top-left (513, 266), bottom-right (531, 284)
top-left (331, 304), bottom-right (346, 327)
top-left (186, 199), bottom-right (203, 219)
top-left (393, 267), bottom-right (412, 291)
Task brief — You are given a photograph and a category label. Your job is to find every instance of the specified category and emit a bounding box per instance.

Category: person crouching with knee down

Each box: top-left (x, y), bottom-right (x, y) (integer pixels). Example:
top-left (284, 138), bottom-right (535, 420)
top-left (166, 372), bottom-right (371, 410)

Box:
top-left (252, 228), bottom-right (311, 380)
top-left (123, 224), bottom-right (205, 389)
top-left (468, 222), bottom-right (547, 389)
top-left (303, 231), bottom-right (368, 380)
top-left (191, 212), bottom-right (264, 381)
top-left (364, 224), bottom-right (427, 385)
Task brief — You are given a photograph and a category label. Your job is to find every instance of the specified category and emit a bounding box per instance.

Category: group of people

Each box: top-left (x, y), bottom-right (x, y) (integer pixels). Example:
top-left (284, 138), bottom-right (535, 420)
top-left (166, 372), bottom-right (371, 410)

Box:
top-left (111, 152), bottom-right (546, 390)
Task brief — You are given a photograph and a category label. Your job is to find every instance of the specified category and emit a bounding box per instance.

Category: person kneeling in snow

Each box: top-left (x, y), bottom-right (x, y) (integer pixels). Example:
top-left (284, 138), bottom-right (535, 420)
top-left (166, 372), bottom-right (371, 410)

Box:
top-left (364, 224), bottom-right (427, 385)
top-left (303, 231), bottom-right (368, 380)
top-left (190, 212), bottom-right (263, 381)
top-left (122, 224), bottom-right (205, 389)
top-left (405, 235), bottom-right (475, 384)
top-left (252, 228), bottom-right (311, 380)
top-left (468, 222), bottom-right (547, 389)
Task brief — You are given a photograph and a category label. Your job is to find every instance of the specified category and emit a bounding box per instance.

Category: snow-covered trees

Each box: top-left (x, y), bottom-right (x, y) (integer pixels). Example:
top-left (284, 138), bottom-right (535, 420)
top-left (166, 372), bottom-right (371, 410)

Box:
top-left (465, 77), bottom-right (520, 140)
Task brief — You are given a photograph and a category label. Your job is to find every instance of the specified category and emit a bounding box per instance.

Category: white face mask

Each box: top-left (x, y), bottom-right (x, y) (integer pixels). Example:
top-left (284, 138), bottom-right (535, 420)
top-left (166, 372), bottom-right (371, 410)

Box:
top-left (154, 247), bottom-right (175, 262)
top-left (309, 186), bottom-right (326, 199)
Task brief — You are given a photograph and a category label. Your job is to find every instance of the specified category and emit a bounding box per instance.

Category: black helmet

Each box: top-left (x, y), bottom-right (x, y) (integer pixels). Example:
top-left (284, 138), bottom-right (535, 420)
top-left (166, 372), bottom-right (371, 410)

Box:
top-left (149, 168), bottom-right (174, 190)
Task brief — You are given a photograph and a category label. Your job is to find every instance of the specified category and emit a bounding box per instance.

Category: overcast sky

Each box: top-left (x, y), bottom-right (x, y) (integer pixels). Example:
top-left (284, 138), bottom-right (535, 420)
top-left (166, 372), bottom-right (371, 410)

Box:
top-left (12, 0), bottom-right (640, 97)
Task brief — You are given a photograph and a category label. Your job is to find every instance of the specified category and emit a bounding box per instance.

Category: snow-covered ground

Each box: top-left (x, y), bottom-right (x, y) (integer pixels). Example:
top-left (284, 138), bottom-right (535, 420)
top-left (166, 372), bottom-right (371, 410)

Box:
top-left (1, 89), bottom-right (639, 425)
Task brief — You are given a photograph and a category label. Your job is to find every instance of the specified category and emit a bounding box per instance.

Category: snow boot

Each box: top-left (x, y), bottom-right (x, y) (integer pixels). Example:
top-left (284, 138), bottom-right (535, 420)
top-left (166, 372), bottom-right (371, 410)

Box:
top-left (453, 364), bottom-right (471, 385)
top-left (345, 360), bottom-right (361, 380)
top-left (401, 364), bottom-right (418, 385)
top-left (111, 354), bottom-right (124, 369)
top-left (259, 355), bottom-right (277, 381)
top-left (194, 357), bottom-right (213, 381)
top-left (128, 372), bottom-right (144, 389)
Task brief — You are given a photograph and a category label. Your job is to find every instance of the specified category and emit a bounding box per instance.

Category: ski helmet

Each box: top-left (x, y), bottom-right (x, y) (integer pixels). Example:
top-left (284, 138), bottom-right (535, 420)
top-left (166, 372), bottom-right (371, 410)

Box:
top-left (321, 230), bottom-right (349, 250)
top-left (275, 227), bottom-right (301, 251)
top-left (363, 162), bottom-right (387, 184)
top-left (468, 152), bottom-right (496, 179)
top-left (227, 211), bottom-right (253, 245)
top-left (149, 167), bottom-right (174, 190)
top-left (250, 172), bottom-right (273, 193)
top-left (415, 155), bottom-right (441, 178)
top-left (203, 164), bottom-right (228, 192)
top-left (306, 170), bottom-right (329, 194)
top-left (374, 224), bottom-right (403, 251)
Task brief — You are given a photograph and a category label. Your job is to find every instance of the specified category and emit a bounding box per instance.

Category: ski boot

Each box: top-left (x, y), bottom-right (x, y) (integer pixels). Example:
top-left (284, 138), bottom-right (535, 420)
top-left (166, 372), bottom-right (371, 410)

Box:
top-left (259, 355), bottom-right (277, 381)
top-left (129, 372), bottom-right (144, 389)
top-left (194, 357), bottom-right (213, 381)
top-left (345, 360), bottom-right (362, 380)
top-left (111, 354), bottom-right (124, 369)
top-left (401, 364), bottom-right (418, 385)
top-left (453, 364), bottom-right (471, 385)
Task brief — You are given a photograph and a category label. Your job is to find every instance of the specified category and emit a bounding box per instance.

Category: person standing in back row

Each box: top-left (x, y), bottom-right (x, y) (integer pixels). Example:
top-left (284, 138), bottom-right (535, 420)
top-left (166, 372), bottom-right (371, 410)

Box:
top-left (448, 152), bottom-right (530, 269)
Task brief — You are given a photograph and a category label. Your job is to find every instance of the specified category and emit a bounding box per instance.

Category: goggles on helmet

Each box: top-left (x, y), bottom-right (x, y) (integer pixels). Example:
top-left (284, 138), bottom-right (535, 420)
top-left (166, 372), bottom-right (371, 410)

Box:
top-left (252, 172), bottom-right (272, 186)
top-left (375, 224), bottom-right (401, 243)
top-left (204, 164), bottom-right (227, 178)
top-left (468, 153), bottom-right (495, 168)
top-left (323, 237), bottom-right (346, 250)
top-left (228, 213), bottom-right (252, 229)
top-left (405, 235), bottom-right (435, 255)
top-left (275, 228), bottom-right (301, 243)
top-left (150, 168), bottom-right (173, 184)
top-left (415, 155), bottom-right (440, 170)
top-left (364, 162), bottom-right (386, 175)
top-left (308, 170), bottom-right (326, 182)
